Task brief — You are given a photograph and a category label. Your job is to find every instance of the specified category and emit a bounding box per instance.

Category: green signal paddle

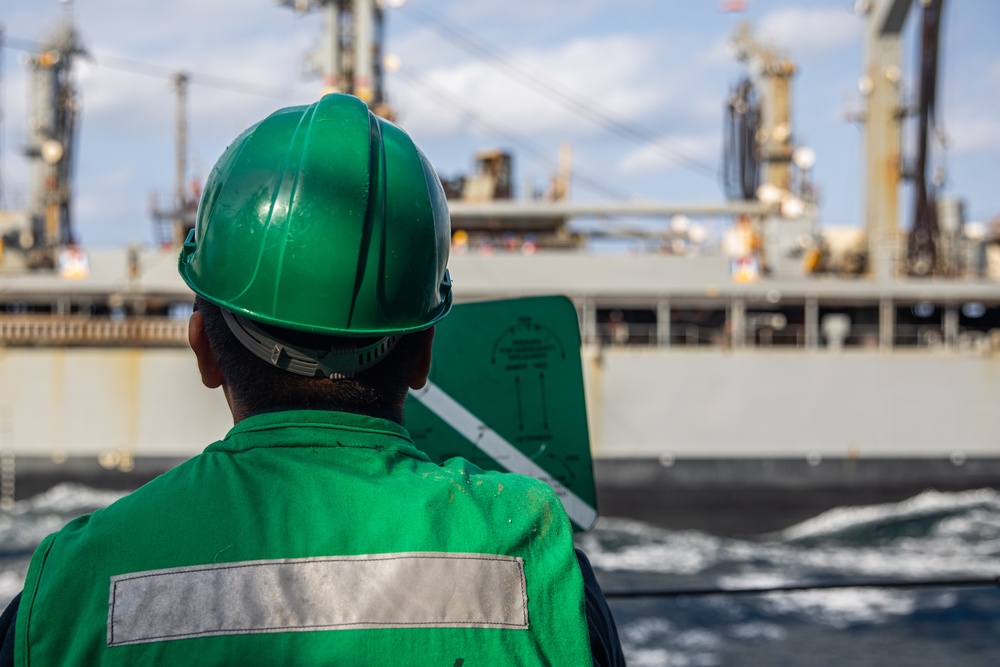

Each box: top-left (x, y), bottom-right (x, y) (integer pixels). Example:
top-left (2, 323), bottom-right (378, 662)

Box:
top-left (405, 296), bottom-right (598, 531)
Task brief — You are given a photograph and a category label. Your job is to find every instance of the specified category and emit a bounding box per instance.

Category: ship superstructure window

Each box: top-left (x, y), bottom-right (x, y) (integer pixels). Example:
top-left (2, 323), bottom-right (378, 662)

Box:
top-left (596, 308), bottom-right (656, 346)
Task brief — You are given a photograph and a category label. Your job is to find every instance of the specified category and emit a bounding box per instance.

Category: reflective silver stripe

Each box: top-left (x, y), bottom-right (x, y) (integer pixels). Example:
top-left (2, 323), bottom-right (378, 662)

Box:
top-left (409, 380), bottom-right (598, 529)
top-left (107, 552), bottom-right (527, 646)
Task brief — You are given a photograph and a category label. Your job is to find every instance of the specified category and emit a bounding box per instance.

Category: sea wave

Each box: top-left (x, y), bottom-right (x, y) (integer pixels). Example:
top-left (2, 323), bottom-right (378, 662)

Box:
top-left (578, 488), bottom-right (1000, 581)
top-left (779, 488), bottom-right (1000, 542)
top-left (0, 483), bottom-right (127, 556)
top-left (581, 488), bottom-right (1000, 663)
top-left (6, 482), bottom-right (127, 515)
top-left (1, 483), bottom-right (998, 661)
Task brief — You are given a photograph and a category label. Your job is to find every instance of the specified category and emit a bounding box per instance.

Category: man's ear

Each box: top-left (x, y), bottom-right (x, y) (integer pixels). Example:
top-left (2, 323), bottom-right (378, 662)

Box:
top-left (407, 327), bottom-right (435, 390)
top-left (188, 310), bottom-right (224, 389)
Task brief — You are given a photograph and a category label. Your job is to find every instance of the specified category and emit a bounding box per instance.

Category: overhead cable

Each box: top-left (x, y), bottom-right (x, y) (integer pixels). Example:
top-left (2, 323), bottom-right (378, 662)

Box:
top-left (3, 36), bottom-right (294, 100)
top-left (398, 3), bottom-right (719, 181)
top-left (394, 68), bottom-right (632, 201)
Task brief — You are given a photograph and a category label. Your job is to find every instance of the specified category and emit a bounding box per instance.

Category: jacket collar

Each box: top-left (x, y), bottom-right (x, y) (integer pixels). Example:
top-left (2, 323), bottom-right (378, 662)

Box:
top-left (210, 409), bottom-right (428, 460)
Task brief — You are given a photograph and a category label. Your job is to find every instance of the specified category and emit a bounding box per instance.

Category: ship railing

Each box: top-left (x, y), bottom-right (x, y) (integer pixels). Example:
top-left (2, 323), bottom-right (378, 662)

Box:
top-left (4, 315), bottom-right (997, 352)
top-left (0, 315), bottom-right (189, 346)
top-left (592, 322), bottom-right (1000, 352)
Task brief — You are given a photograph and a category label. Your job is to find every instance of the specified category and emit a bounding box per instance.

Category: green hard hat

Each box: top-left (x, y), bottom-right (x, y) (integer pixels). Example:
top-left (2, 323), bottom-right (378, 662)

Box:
top-left (178, 93), bottom-right (452, 340)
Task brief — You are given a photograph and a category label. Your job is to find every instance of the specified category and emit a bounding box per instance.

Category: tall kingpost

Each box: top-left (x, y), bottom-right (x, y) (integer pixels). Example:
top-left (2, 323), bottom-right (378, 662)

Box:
top-left (372, 3), bottom-right (387, 108)
top-left (353, 0), bottom-right (375, 103)
top-left (278, 0), bottom-right (347, 95)
top-left (320, 0), bottom-right (344, 94)
top-left (729, 22), bottom-right (796, 194)
top-left (762, 63), bottom-right (793, 193)
top-left (863, 0), bottom-right (913, 280)
top-left (25, 11), bottom-right (82, 262)
top-left (173, 72), bottom-right (189, 248)
top-left (280, 0), bottom-right (393, 118)
top-left (27, 48), bottom-right (57, 249)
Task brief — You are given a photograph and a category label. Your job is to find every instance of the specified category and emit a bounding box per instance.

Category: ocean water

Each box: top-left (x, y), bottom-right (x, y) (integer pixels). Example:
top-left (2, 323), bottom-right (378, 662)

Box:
top-left (2, 485), bottom-right (999, 665)
top-left (580, 489), bottom-right (1000, 666)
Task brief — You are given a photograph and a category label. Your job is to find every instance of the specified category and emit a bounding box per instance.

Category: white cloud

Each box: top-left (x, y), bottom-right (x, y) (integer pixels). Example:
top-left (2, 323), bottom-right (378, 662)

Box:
top-left (393, 35), bottom-right (667, 140)
top-left (9, 1), bottom-right (319, 143)
top-left (74, 168), bottom-right (133, 220)
top-left (948, 116), bottom-right (1000, 154)
top-left (703, 36), bottom-right (738, 68)
top-left (990, 59), bottom-right (1000, 87)
top-left (446, 0), bottom-right (610, 27)
top-left (615, 133), bottom-right (719, 175)
top-left (1, 67), bottom-right (29, 134)
top-left (74, 168), bottom-right (145, 245)
top-left (4, 0), bottom-right (995, 246)
top-left (758, 6), bottom-right (860, 55)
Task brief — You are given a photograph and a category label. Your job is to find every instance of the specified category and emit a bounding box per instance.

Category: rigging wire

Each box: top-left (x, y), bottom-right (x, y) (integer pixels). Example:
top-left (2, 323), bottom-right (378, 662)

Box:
top-left (397, 2), bottom-right (719, 181)
top-left (5, 33), bottom-right (633, 205)
top-left (394, 68), bottom-right (632, 202)
top-left (603, 576), bottom-right (1000, 599)
top-left (5, 31), bottom-right (632, 202)
top-left (907, 0), bottom-right (945, 275)
top-left (2, 36), bottom-right (295, 100)
top-left (721, 77), bottom-right (760, 201)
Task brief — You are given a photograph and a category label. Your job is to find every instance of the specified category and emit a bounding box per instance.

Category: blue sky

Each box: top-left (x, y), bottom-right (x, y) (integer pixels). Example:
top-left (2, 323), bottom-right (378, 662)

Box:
top-left (1, 0), bottom-right (998, 248)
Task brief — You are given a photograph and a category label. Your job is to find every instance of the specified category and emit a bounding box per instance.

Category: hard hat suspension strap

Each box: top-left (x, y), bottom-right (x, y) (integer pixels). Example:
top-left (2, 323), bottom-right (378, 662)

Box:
top-left (221, 308), bottom-right (400, 380)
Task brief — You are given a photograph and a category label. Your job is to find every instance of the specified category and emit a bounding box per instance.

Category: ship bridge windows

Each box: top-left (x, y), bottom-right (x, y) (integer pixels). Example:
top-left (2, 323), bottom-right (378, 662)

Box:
top-left (583, 298), bottom-right (1000, 351)
top-left (956, 303), bottom-right (1000, 350)
top-left (3, 302), bottom-right (36, 315)
top-left (892, 302), bottom-right (1000, 349)
top-left (168, 302), bottom-right (194, 321)
top-left (816, 306), bottom-right (880, 348)
top-left (596, 308), bottom-right (656, 346)
top-left (745, 307), bottom-right (801, 346)
top-left (896, 303), bottom-right (944, 348)
top-left (668, 307), bottom-right (727, 346)
top-left (958, 303), bottom-right (1000, 327)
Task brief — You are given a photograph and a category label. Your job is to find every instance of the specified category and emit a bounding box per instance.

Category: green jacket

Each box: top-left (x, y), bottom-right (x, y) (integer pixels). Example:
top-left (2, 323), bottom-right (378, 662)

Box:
top-left (16, 410), bottom-right (592, 665)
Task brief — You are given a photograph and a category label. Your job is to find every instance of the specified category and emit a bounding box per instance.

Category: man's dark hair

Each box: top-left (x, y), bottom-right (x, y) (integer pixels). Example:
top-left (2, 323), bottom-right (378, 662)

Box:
top-left (194, 296), bottom-right (424, 423)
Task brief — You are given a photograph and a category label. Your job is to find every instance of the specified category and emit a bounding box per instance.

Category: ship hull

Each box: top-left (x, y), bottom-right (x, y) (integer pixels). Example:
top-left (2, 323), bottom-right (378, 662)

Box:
top-left (1, 345), bottom-right (997, 534)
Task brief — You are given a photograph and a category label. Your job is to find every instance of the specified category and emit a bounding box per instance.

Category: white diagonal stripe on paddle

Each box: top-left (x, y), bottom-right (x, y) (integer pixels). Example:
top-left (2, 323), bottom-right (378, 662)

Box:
top-left (410, 380), bottom-right (597, 529)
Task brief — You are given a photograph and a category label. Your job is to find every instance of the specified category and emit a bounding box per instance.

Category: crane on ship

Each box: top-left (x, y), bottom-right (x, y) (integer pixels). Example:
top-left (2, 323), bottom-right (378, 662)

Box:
top-left (151, 0), bottom-right (398, 248)
top-left (862, 0), bottom-right (951, 278)
top-left (0, 0), bottom-right (961, 280)
top-left (724, 21), bottom-right (798, 202)
top-left (277, 0), bottom-right (396, 121)
top-left (723, 0), bottom-right (954, 278)
top-left (0, 2), bottom-right (84, 271)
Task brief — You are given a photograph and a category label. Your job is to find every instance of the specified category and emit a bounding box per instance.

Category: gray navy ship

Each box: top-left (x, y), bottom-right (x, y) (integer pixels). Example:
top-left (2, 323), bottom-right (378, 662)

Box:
top-left (1, 0), bottom-right (998, 535)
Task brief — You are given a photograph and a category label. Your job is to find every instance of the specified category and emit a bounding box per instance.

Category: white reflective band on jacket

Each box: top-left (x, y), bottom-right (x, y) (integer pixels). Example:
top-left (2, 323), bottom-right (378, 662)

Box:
top-left (108, 552), bottom-right (529, 646)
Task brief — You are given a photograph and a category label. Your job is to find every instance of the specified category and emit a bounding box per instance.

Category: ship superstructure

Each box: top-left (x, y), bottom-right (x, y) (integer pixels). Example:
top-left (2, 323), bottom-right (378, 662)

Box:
top-left (0, 0), bottom-right (997, 532)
